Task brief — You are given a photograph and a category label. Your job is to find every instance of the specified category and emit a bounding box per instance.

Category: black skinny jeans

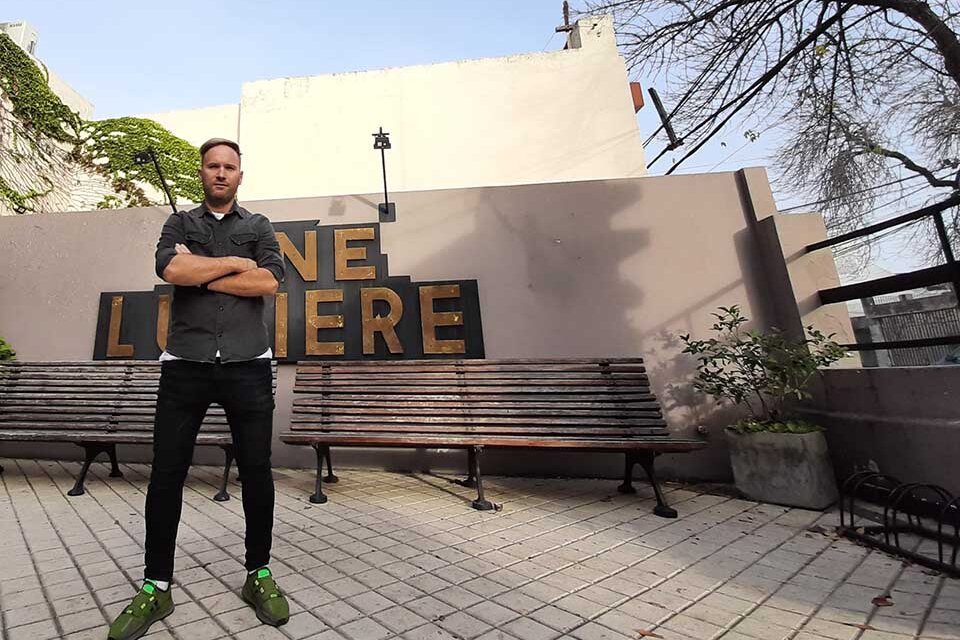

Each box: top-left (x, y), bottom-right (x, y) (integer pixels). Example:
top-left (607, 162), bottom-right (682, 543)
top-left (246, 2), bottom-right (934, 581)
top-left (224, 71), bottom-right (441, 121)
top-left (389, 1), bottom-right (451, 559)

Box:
top-left (144, 359), bottom-right (275, 582)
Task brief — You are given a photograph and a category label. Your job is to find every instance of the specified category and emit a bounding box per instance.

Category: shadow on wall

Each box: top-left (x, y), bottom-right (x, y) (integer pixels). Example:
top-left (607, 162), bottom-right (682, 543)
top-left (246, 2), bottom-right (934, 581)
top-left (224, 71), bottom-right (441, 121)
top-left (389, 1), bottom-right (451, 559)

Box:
top-left (634, 226), bottom-right (775, 481)
top-left (291, 178), bottom-right (653, 479)
top-left (282, 179), bottom-right (779, 483)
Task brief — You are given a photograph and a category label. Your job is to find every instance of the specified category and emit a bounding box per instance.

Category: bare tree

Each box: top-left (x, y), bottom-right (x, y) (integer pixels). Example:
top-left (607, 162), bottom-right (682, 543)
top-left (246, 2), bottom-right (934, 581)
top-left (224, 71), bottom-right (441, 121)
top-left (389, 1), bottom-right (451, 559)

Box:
top-left (578, 0), bottom-right (960, 260)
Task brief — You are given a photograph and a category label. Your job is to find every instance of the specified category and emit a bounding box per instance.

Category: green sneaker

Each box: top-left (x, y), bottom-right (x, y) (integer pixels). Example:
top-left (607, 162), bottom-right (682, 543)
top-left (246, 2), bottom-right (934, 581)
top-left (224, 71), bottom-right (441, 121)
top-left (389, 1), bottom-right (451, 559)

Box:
top-left (107, 582), bottom-right (174, 640)
top-left (241, 567), bottom-right (289, 627)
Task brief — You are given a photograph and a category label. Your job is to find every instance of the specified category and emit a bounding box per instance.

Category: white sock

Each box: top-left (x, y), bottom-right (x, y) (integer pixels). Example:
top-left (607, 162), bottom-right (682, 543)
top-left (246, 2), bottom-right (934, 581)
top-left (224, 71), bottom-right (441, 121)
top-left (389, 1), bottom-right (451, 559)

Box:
top-left (146, 578), bottom-right (170, 591)
top-left (249, 566), bottom-right (268, 575)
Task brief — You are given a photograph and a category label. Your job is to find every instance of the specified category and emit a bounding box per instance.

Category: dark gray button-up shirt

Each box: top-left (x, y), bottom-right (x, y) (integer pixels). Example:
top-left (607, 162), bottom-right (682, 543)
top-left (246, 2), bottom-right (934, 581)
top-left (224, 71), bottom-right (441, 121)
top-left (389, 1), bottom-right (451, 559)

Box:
top-left (154, 202), bottom-right (285, 363)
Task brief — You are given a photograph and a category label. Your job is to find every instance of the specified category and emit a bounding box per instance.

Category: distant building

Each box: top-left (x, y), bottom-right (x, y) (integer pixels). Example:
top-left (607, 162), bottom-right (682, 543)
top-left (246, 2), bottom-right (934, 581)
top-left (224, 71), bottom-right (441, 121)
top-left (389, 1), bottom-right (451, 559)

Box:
top-left (3, 15), bottom-right (647, 213)
top-left (141, 15), bottom-right (648, 201)
top-left (0, 20), bottom-right (94, 119)
top-left (0, 20), bottom-right (37, 55)
top-left (0, 19), bottom-right (108, 216)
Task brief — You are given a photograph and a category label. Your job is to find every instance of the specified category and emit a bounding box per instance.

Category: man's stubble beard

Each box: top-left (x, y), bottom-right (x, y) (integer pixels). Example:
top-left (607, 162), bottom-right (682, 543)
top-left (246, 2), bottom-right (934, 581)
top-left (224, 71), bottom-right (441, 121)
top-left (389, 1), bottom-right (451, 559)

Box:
top-left (204, 187), bottom-right (236, 209)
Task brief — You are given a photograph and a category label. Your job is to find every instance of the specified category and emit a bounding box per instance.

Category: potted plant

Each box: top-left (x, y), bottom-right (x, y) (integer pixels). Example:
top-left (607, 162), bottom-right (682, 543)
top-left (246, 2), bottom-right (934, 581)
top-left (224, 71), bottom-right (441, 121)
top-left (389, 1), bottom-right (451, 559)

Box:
top-left (681, 306), bottom-right (847, 509)
top-left (0, 337), bottom-right (14, 361)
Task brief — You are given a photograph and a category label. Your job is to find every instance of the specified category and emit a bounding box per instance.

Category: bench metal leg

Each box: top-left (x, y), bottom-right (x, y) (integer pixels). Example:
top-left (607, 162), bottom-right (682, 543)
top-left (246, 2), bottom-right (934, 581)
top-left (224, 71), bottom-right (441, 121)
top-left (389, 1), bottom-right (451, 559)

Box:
top-left (107, 444), bottom-right (123, 478)
top-left (637, 451), bottom-right (677, 519)
top-left (618, 451), bottom-right (638, 495)
top-left (310, 444), bottom-right (328, 504)
top-left (68, 444), bottom-right (117, 497)
top-left (214, 445), bottom-right (234, 502)
top-left (324, 447), bottom-right (339, 484)
top-left (455, 448), bottom-right (478, 488)
top-left (470, 446), bottom-right (495, 511)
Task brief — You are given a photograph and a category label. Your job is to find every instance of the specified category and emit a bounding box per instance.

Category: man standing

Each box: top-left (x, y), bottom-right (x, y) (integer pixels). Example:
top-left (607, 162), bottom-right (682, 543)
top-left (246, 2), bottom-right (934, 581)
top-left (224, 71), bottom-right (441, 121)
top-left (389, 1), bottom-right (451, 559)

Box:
top-left (108, 139), bottom-right (288, 640)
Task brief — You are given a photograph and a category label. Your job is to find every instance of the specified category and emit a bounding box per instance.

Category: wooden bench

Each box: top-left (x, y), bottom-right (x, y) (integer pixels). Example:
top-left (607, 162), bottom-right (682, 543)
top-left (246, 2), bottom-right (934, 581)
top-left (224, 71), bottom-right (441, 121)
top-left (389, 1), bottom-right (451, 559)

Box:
top-left (280, 358), bottom-right (705, 517)
top-left (0, 360), bottom-right (277, 500)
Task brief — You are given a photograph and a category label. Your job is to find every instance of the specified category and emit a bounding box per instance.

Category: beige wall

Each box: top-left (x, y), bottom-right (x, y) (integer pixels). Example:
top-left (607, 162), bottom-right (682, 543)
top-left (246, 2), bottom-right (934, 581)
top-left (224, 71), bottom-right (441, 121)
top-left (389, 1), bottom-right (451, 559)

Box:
top-left (139, 104), bottom-right (239, 150)
top-left (43, 64), bottom-right (94, 121)
top-left (144, 16), bottom-right (647, 202)
top-left (802, 367), bottom-right (960, 495)
top-left (0, 169), bottom-right (849, 480)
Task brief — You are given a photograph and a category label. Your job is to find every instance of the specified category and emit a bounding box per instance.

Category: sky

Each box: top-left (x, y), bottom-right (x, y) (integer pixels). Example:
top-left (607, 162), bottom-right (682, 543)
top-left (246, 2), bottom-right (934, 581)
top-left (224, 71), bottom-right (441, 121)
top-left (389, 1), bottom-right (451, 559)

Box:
top-left (5, 0), bottom-right (937, 277)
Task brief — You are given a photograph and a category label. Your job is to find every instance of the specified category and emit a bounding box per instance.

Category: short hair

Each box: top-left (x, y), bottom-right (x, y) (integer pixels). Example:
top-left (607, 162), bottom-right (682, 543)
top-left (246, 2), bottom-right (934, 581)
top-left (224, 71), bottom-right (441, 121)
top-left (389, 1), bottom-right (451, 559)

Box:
top-left (199, 138), bottom-right (241, 161)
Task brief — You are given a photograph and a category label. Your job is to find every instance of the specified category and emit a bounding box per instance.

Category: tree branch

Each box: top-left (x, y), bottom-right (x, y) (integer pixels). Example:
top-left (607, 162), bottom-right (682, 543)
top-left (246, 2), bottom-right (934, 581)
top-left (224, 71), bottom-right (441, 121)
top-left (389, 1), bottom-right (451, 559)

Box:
top-left (849, 0), bottom-right (960, 88)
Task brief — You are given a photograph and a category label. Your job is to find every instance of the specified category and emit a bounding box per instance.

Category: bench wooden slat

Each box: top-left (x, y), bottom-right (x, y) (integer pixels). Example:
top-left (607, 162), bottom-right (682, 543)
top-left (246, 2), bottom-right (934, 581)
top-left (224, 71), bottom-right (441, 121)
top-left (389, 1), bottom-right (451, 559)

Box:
top-left (295, 377), bottom-right (648, 387)
top-left (289, 413), bottom-right (665, 426)
top-left (3, 372), bottom-right (163, 379)
top-left (298, 371), bottom-right (647, 382)
top-left (1, 393), bottom-right (161, 402)
top-left (0, 430), bottom-right (230, 444)
top-left (295, 357), bottom-right (645, 369)
top-left (1, 361), bottom-right (162, 366)
top-left (280, 431), bottom-right (703, 450)
top-left (1, 401), bottom-right (229, 413)
top-left (295, 397), bottom-right (660, 408)
top-left (296, 390), bottom-right (655, 399)
top-left (292, 406), bottom-right (660, 418)
top-left (287, 423), bottom-right (667, 435)
top-left (293, 385), bottom-right (648, 395)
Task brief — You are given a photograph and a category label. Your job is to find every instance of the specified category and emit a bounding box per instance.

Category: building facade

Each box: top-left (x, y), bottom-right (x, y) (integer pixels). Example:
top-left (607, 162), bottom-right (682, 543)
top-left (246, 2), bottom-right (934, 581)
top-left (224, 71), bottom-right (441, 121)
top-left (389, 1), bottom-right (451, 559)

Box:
top-left (142, 15), bottom-right (647, 201)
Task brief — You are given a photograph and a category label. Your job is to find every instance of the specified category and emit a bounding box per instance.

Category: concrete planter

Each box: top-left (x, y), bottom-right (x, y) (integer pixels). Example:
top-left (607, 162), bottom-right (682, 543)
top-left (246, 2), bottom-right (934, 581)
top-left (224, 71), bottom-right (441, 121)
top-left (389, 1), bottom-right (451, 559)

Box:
top-left (725, 427), bottom-right (838, 510)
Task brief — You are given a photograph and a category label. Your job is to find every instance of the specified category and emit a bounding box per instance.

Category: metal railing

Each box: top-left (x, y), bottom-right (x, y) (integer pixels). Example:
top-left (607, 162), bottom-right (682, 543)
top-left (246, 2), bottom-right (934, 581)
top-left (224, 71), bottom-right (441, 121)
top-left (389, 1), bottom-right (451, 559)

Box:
top-left (807, 194), bottom-right (960, 352)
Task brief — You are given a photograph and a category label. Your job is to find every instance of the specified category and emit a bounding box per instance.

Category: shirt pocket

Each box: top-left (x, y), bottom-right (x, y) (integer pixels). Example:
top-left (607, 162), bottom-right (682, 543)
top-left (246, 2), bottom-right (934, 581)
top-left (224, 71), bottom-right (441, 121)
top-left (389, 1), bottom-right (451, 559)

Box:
top-left (230, 232), bottom-right (259, 258)
top-left (184, 229), bottom-right (213, 253)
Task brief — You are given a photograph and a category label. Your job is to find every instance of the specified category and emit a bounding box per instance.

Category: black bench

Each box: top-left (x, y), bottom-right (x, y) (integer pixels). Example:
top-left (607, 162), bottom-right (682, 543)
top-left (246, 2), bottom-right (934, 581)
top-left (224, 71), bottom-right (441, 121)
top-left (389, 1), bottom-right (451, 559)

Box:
top-left (0, 360), bottom-right (276, 500)
top-left (280, 358), bottom-right (705, 517)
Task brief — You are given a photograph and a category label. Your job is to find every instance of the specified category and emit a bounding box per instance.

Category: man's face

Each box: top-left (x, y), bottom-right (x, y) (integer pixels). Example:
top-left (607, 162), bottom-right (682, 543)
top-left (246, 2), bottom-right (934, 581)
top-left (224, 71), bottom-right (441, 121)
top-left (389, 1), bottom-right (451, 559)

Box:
top-left (199, 145), bottom-right (243, 206)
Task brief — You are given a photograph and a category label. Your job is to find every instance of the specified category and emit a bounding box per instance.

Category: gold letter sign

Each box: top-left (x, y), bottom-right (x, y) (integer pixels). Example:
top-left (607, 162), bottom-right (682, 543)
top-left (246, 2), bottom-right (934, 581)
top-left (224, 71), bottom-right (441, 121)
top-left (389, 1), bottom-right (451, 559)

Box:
top-left (107, 296), bottom-right (135, 357)
top-left (419, 285), bottom-right (466, 354)
top-left (93, 221), bottom-right (483, 361)
top-left (334, 227), bottom-right (377, 281)
top-left (305, 289), bottom-right (345, 356)
top-left (361, 287), bottom-right (404, 354)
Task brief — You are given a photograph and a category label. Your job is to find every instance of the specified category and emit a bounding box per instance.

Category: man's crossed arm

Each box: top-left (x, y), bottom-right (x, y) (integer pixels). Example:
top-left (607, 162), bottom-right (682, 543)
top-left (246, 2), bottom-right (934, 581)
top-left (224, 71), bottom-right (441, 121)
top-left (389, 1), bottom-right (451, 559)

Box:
top-left (163, 244), bottom-right (279, 297)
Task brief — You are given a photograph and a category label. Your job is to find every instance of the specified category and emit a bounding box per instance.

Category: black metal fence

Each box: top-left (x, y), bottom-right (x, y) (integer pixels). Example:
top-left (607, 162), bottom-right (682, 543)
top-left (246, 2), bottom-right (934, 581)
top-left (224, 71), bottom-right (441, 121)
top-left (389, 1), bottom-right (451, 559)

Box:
top-left (877, 306), bottom-right (960, 365)
top-left (807, 195), bottom-right (960, 356)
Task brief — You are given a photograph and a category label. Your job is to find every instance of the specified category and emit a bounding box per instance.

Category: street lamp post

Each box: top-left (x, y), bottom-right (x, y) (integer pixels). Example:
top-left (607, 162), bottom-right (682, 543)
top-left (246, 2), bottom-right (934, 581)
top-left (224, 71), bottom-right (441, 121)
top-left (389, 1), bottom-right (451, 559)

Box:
top-left (133, 147), bottom-right (178, 214)
top-left (372, 127), bottom-right (396, 223)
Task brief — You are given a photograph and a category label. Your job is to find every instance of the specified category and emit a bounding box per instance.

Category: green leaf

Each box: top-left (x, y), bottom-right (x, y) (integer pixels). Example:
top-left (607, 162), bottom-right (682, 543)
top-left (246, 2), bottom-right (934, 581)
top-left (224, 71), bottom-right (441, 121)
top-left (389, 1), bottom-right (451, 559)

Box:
top-left (682, 306), bottom-right (847, 420)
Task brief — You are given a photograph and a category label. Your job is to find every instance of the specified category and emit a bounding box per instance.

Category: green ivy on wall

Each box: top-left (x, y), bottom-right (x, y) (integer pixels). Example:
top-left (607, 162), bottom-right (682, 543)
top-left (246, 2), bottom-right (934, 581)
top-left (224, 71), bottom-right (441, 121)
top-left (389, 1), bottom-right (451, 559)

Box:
top-left (0, 33), bottom-right (80, 143)
top-left (0, 33), bottom-right (202, 213)
top-left (81, 118), bottom-right (204, 207)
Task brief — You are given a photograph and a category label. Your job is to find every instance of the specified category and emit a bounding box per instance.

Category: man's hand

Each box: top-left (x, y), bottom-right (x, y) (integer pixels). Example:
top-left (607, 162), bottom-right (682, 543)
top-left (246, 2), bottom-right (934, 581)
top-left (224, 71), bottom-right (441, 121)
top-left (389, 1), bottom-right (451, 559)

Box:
top-left (162, 244), bottom-right (259, 286)
top-left (175, 243), bottom-right (257, 272)
top-left (231, 257), bottom-right (259, 272)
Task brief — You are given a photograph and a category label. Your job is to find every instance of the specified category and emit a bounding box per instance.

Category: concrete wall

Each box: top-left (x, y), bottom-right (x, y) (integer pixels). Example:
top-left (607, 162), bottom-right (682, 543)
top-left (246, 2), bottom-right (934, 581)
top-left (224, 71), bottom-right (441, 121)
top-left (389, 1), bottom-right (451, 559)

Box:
top-left (0, 169), bottom-right (848, 481)
top-left (43, 64), bottom-right (95, 121)
top-left (143, 15), bottom-right (647, 202)
top-left (140, 104), bottom-right (240, 150)
top-left (801, 367), bottom-right (960, 495)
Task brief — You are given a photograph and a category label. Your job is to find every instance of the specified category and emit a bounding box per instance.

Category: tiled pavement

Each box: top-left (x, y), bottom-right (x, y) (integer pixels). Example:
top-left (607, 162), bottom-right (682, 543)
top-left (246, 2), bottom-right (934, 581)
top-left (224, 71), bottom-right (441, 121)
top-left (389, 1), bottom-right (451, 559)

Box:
top-left (0, 459), bottom-right (957, 640)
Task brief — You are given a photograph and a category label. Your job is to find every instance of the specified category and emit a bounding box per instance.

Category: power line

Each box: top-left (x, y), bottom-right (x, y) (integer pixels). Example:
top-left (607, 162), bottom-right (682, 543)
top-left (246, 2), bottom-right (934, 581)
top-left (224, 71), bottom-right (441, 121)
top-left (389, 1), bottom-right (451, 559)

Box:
top-left (826, 182), bottom-right (939, 235)
top-left (833, 216), bottom-right (928, 258)
top-left (826, 192), bottom-right (957, 258)
top-left (541, 31), bottom-right (558, 51)
top-left (778, 173), bottom-right (945, 213)
top-left (706, 139), bottom-right (756, 172)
